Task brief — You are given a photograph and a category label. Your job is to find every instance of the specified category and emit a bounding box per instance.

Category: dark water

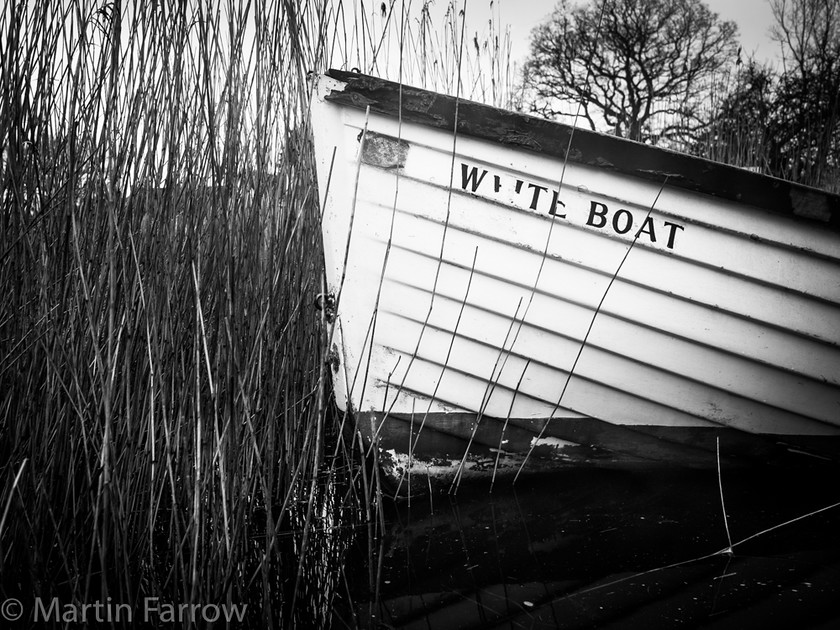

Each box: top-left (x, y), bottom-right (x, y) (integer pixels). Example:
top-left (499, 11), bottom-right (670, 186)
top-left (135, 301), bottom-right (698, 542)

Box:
top-left (338, 468), bottom-right (840, 629)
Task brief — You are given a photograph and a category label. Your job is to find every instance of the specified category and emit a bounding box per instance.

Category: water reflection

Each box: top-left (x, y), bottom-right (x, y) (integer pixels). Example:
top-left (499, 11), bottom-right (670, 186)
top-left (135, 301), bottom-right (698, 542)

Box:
top-left (347, 468), bottom-right (840, 629)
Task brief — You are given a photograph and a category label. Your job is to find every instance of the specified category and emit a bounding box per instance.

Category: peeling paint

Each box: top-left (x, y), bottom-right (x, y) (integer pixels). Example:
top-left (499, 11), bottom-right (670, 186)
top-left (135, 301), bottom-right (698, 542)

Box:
top-left (361, 132), bottom-right (409, 170)
top-left (530, 436), bottom-right (577, 449)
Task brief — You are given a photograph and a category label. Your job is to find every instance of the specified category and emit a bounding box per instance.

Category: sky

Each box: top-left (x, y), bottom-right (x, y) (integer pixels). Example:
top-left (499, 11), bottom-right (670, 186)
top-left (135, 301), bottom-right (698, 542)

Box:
top-left (477, 0), bottom-right (781, 69)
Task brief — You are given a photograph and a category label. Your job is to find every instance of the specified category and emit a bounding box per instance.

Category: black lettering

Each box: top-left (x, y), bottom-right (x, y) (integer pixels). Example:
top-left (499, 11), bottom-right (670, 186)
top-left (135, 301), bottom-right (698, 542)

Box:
top-left (493, 174), bottom-right (502, 192)
top-left (663, 221), bottom-right (685, 249)
top-left (612, 209), bottom-right (633, 234)
top-left (527, 183), bottom-right (549, 210)
top-left (549, 190), bottom-right (566, 217)
top-left (587, 201), bottom-right (609, 228)
top-left (460, 163), bottom-right (488, 192)
top-left (635, 216), bottom-right (657, 242)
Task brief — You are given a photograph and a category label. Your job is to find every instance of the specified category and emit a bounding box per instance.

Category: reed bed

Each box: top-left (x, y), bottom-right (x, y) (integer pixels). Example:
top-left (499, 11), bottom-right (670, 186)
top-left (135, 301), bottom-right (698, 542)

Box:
top-left (1, 0), bottom-right (331, 625)
top-left (0, 1), bottom-right (514, 626)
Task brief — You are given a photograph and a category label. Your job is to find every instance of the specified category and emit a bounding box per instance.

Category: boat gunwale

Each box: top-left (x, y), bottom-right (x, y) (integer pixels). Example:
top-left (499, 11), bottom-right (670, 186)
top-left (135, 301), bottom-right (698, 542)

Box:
top-left (323, 69), bottom-right (840, 232)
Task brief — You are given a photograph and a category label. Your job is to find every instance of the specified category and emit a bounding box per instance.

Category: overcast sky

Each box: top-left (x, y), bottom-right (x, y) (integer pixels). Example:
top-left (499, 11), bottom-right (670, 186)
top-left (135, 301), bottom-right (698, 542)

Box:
top-left (479, 0), bottom-right (781, 68)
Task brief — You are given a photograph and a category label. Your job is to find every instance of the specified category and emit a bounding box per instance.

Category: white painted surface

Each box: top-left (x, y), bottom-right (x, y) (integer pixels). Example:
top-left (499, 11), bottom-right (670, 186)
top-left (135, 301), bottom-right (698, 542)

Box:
top-left (312, 75), bottom-right (840, 438)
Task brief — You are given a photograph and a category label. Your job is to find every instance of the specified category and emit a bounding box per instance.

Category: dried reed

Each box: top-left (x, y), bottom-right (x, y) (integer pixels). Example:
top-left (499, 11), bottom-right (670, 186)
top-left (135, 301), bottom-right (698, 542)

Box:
top-left (0, 1), bottom-right (515, 626)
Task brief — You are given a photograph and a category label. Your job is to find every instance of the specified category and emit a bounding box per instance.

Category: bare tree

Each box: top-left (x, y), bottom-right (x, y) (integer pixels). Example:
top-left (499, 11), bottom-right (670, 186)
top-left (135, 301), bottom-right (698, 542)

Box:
top-left (770, 0), bottom-right (840, 188)
top-left (692, 1), bottom-right (839, 190)
top-left (771, 0), bottom-right (840, 76)
top-left (523, 0), bottom-right (738, 143)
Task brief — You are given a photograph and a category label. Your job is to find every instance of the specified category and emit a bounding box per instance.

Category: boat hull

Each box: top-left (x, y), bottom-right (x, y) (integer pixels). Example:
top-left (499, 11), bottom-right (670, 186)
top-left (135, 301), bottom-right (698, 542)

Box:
top-left (311, 71), bottom-right (840, 487)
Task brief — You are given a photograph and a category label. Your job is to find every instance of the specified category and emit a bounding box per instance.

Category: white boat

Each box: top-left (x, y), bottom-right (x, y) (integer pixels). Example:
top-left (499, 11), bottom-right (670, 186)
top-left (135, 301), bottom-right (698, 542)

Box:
top-left (311, 70), bottom-right (840, 491)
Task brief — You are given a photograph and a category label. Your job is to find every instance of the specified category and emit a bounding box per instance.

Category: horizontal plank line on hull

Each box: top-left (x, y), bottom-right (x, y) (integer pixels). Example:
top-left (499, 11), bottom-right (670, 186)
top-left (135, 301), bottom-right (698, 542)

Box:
top-left (378, 310), bottom-right (840, 431)
top-left (374, 365), bottom-right (572, 419)
top-left (350, 153), bottom-right (840, 264)
top-left (374, 247), bottom-right (839, 384)
top-left (381, 276), bottom-right (840, 394)
top-left (360, 195), bottom-right (840, 310)
top-left (380, 235), bottom-right (839, 349)
top-left (375, 349), bottom-right (738, 432)
top-left (377, 381), bottom-right (588, 426)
